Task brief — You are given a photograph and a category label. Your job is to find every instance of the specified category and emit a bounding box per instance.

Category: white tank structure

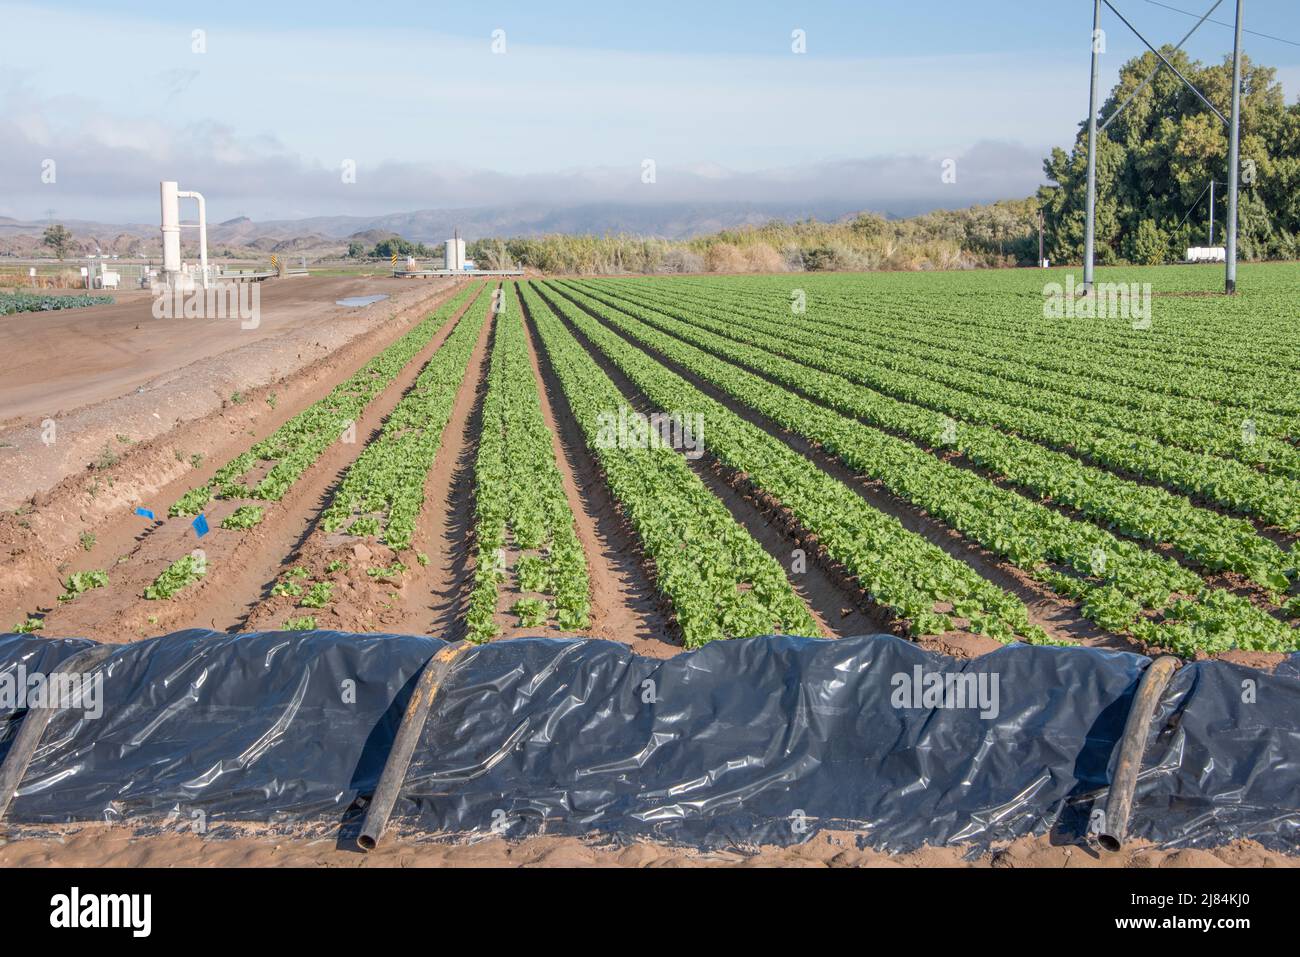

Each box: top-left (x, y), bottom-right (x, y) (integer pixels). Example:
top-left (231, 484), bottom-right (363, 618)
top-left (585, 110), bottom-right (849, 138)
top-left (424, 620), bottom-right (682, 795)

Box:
top-left (159, 180), bottom-right (210, 289)
top-left (444, 237), bottom-right (466, 271)
top-left (1186, 246), bottom-right (1227, 264)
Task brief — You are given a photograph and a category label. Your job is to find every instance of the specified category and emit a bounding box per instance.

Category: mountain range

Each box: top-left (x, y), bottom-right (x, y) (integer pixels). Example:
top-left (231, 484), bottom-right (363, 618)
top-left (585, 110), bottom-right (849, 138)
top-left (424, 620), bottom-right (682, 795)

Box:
top-left (0, 200), bottom-right (876, 259)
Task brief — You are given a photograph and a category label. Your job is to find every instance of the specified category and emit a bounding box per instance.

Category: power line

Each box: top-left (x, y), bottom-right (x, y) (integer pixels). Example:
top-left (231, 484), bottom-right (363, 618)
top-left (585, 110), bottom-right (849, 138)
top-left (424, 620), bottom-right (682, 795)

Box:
top-left (1141, 0), bottom-right (1300, 48)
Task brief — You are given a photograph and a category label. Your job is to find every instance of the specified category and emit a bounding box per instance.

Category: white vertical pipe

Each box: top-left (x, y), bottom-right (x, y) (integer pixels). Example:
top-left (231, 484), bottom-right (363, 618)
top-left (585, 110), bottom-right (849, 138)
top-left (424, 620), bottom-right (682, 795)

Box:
top-left (160, 181), bottom-right (181, 282)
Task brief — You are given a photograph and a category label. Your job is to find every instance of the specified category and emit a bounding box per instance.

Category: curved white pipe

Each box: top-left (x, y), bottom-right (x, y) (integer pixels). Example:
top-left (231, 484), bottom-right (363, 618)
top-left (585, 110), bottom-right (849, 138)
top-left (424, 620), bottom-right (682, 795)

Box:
top-left (177, 189), bottom-right (209, 289)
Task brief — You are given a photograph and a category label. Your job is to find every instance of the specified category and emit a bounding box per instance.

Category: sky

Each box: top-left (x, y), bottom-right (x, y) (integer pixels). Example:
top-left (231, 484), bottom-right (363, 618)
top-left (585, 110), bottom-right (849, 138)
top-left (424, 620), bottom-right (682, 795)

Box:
top-left (1, 0), bottom-right (1297, 224)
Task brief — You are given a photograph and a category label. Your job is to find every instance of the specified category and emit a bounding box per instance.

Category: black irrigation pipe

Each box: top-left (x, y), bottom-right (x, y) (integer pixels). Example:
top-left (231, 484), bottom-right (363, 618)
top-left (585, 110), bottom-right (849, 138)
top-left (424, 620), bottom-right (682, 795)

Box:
top-left (1097, 655), bottom-right (1181, 852)
top-left (357, 640), bottom-right (474, 851)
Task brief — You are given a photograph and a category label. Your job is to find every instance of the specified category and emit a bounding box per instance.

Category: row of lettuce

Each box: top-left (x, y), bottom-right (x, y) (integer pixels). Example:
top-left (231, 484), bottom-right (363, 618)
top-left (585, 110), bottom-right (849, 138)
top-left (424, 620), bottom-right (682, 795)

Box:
top-left (466, 285), bottom-right (590, 640)
top-left (526, 281), bottom-right (1049, 645)
top-left (557, 277), bottom-right (1297, 655)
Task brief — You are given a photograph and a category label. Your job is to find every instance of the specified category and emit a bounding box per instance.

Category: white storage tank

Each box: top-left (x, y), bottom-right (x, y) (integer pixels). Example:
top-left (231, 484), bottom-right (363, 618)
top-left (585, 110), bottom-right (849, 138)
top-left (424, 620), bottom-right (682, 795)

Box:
top-left (445, 237), bottom-right (465, 270)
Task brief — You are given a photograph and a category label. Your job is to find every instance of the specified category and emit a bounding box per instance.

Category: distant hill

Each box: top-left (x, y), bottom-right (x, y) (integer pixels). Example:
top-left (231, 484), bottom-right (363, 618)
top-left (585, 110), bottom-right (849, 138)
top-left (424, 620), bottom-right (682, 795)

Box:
top-left (0, 199), bottom-right (881, 258)
top-left (2, 197), bottom-right (1010, 264)
top-left (248, 201), bottom-right (871, 243)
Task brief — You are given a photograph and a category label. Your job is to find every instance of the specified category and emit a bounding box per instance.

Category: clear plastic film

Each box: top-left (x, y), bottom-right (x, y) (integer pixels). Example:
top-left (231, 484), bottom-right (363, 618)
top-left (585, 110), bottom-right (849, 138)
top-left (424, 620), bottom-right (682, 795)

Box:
top-left (1, 630), bottom-right (1295, 852)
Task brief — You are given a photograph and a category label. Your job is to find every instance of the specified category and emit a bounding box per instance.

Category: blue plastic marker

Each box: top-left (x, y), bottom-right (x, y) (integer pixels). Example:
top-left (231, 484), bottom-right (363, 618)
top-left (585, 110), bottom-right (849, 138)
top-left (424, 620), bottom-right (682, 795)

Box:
top-left (135, 507), bottom-right (155, 520)
top-left (192, 514), bottom-right (209, 538)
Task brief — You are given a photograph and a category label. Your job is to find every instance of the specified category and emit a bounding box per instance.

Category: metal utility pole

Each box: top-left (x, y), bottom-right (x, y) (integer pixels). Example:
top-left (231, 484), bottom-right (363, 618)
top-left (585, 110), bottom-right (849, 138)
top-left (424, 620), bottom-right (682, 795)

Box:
top-left (1039, 209), bottom-right (1046, 266)
top-left (1083, 0), bottom-right (1102, 294)
top-left (1225, 0), bottom-right (1243, 294)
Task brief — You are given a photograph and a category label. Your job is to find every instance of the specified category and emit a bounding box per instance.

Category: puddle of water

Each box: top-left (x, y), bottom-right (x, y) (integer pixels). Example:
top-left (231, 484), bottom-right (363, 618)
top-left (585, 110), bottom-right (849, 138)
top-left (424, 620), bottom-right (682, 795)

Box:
top-left (335, 294), bottom-right (389, 307)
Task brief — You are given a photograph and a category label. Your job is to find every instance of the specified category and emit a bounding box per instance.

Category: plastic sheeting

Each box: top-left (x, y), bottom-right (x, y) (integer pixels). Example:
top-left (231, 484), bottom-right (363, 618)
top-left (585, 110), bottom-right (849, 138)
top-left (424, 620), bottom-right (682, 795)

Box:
top-left (1, 629), bottom-right (1296, 852)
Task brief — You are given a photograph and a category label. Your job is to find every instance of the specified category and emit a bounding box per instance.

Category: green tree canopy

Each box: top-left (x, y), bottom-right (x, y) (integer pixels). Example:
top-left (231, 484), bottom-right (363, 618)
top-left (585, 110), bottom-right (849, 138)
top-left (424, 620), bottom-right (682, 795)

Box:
top-left (369, 236), bottom-right (431, 259)
top-left (42, 224), bottom-right (73, 260)
top-left (1039, 48), bottom-right (1300, 264)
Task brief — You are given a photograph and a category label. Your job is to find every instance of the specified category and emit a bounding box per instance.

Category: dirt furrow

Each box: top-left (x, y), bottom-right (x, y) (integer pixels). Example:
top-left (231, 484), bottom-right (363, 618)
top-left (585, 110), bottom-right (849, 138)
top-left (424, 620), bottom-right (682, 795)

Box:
top-left (235, 291), bottom-right (494, 636)
top-left (0, 280), bottom-right (469, 634)
top-left (25, 285), bottom-right (484, 642)
top-left (518, 294), bottom-right (677, 656)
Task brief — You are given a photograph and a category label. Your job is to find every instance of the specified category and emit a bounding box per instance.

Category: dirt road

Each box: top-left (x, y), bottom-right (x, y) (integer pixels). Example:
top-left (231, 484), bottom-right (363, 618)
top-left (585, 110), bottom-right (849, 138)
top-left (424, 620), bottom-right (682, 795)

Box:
top-left (0, 275), bottom-right (454, 510)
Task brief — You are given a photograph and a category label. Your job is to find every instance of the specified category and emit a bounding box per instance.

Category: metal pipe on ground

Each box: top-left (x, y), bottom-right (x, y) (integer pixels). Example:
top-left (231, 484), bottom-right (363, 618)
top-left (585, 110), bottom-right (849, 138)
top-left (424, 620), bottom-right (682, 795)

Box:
top-left (1097, 655), bottom-right (1180, 853)
top-left (357, 640), bottom-right (473, 852)
top-left (0, 642), bottom-right (118, 824)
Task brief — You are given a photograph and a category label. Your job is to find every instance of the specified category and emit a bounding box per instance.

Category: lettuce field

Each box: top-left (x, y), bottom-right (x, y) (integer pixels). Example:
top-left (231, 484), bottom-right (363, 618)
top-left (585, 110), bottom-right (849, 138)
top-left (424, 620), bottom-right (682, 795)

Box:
top-left (10, 265), bottom-right (1299, 661)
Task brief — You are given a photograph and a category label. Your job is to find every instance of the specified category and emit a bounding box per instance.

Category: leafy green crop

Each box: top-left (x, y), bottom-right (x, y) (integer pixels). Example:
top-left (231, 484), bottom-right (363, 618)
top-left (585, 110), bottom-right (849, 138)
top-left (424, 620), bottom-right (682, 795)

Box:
top-left (511, 597), bottom-right (551, 628)
top-left (169, 282), bottom-right (480, 517)
top-left (57, 569), bottom-right (109, 602)
top-left (143, 554), bottom-right (206, 600)
top-left (467, 286), bottom-right (591, 642)
top-left (220, 505), bottom-right (264, 530)
top-left (270, 579), bottom-right (303, 598)
top-left (300, 581), bottom-right (334, 608)
top-left (551, 270), bottom-right (1300, 655)
top-left (0, 292), bottom-right (113, 315)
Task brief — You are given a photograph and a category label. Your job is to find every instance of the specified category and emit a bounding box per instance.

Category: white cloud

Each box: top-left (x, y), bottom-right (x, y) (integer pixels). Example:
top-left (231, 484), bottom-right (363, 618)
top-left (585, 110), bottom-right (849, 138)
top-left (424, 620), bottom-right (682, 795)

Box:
top-left (0, 1), bottom-right (1088, 222)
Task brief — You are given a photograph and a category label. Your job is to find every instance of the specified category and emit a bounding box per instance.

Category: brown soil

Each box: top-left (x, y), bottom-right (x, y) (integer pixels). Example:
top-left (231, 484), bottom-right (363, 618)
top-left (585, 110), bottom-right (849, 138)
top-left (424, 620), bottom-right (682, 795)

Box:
top-left (0, 277), bottom-right (456, 511)
top-left (0, 280), bottom-right (468, 639)
top-left (0, 821), bottom-right (1291, 869)
top-left (240, 289), bottom-right (495, 636)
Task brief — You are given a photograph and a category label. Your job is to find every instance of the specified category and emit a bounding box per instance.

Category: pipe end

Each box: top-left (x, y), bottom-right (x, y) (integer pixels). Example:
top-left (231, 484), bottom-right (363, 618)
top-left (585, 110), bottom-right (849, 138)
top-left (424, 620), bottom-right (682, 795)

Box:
top-left (356, 833), bottom-right (378, 852)
top-left (1097, 833), bottom-right (1122, 853)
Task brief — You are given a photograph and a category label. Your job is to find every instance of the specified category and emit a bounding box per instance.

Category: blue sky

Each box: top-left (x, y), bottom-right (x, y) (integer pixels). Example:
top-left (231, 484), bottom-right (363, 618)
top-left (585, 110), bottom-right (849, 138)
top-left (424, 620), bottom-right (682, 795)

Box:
top-left (27, 0), bottom-right (1300, 60)
top-left (2, 0), bottom-right (1297, 222)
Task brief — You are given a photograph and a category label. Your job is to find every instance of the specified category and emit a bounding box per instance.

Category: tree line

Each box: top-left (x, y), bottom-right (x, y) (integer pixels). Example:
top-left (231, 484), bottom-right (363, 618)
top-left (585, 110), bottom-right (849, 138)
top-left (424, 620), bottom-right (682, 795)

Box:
top-left (1039, 48), bottom-right (1300, 264)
